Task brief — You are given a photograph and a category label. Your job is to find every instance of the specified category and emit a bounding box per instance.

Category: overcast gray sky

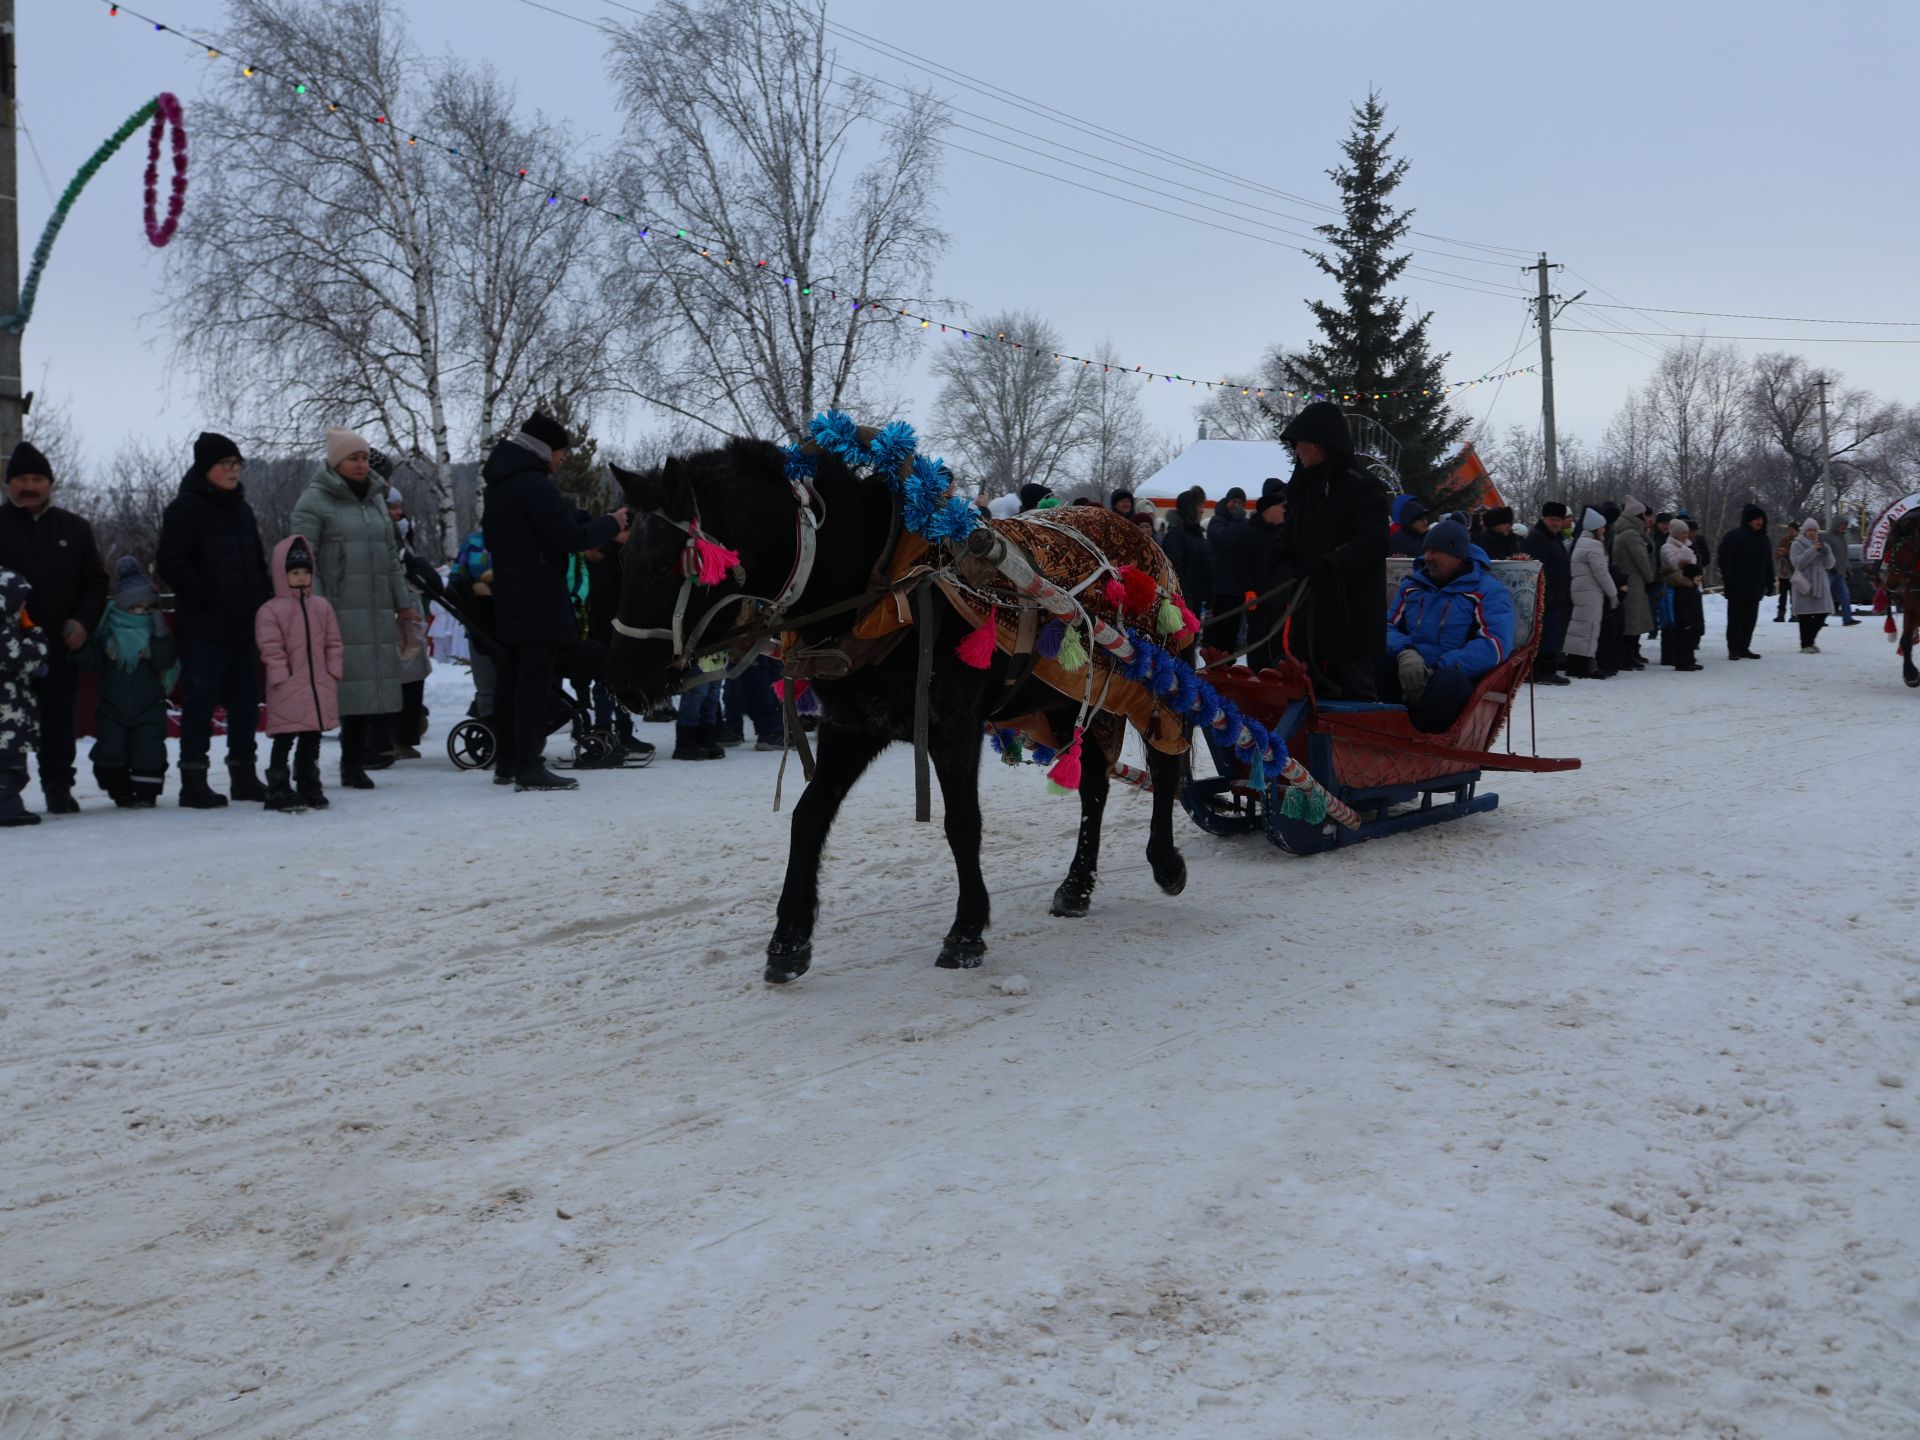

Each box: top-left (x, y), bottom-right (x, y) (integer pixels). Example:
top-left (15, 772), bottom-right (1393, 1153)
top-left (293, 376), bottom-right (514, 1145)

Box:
top-left (19, 0), bottom-right (1920, 473)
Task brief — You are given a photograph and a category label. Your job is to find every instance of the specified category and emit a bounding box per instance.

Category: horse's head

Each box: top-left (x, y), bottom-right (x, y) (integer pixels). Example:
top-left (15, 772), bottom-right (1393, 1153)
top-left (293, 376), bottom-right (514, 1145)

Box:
top-left (605, 439), bottom-right (797, 713)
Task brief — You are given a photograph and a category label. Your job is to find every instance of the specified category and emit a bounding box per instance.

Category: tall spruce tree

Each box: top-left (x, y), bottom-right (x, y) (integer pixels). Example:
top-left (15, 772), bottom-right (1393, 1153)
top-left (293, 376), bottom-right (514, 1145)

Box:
top-left (1280, 92), bottom-right (1468, 501)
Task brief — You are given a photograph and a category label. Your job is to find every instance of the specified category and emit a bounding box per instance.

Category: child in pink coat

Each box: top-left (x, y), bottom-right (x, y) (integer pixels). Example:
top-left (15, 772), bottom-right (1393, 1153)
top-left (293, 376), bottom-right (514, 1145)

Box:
top-left (255, 535), bottom-right (343, 812)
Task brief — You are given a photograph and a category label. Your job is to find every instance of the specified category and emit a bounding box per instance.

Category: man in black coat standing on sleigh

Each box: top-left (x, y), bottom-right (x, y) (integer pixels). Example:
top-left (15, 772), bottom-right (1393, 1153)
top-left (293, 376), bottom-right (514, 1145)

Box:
top-left (1276, 402), bottom-right (1391, 699)
top-left (480, 413), bottom-right (628, 792)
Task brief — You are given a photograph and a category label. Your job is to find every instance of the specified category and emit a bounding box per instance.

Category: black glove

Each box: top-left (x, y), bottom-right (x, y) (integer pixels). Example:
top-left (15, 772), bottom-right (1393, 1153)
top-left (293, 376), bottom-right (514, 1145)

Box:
top-left (1682, 563), bottom-right (1702, 578)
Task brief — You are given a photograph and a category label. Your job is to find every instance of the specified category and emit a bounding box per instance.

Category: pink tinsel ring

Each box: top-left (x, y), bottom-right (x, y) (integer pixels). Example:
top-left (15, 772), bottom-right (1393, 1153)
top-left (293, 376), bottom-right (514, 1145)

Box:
top-left (143, 92), bottom-right (189, 248)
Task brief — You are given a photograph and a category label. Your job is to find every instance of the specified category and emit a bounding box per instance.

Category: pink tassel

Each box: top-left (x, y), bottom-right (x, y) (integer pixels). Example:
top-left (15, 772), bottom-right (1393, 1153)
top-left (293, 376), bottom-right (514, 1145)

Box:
top-left (691, 527), bottom-right (741, 586)
top-left (1174, 598), bottom-right (1202, 640)
top-left (956, 605), bottom-right (999, 668)
top-left (1104, 577), bottom-right (1128, 611)
top-left (772, 678), bottom-right (787, 700)
top-left (1047, 727), bottom-right (1084, 791)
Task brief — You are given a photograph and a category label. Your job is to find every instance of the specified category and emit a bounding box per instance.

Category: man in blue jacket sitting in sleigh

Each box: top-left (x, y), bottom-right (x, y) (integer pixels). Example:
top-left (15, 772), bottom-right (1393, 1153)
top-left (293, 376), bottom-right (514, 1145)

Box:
top-left (1378, 519), bottom-right (1517, 733)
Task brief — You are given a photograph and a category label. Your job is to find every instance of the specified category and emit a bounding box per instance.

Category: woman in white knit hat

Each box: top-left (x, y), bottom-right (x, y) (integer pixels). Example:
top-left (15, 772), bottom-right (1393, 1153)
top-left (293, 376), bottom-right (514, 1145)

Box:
top-left (1786, 517), bottom-right (1835, 653)
top-left (288, 426), bottom-right (420, 788)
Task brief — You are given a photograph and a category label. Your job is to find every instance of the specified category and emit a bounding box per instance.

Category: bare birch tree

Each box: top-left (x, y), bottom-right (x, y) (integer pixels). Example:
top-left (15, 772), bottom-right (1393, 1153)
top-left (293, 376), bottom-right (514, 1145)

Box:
top-left (168, 0), bottom-right (617, 556)
top-left (1072, 342), bottom-right (1164, 498)
top-left (929, 312), bottom-right (1091, 497)
top-left (604, 0), bottom-right (946, 438)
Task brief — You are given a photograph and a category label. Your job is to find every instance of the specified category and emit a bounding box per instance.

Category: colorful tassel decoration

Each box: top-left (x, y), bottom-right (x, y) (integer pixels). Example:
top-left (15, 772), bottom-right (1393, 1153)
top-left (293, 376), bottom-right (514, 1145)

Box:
top-left (689, 527), bottom-right (741, 586)
top-left (1104, 577), bottom-right (1129, 611)
top-left (1174, 599), bottom-right (1202, 640)
top-left (1888, 611), bottom-right (1899, 637)
top-left (956, 605), bottom-right (999, 668)
top-left (1155, 597), bottom-right (1183, 636)
top-left (796, 683), bottom-right (821, 716)
top-left (1046, 728), bottom-right (1084, 791)
top-left (1118, 566), bottom-right (1159, 614)
top-left (1037, 618), bottom-right (1065, 658)
top-left (1056, 624), bottom-right (1089, 671)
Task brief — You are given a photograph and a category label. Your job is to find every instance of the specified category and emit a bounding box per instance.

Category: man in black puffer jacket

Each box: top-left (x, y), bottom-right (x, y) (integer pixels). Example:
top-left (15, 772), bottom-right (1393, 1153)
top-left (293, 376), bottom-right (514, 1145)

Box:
top-left (480, 413), bottom-right (628, 791)
top-left (156, 432), bottom-right (273, 808)
top-left (1715, 502), bottom-right (1774, 661)
top-left (1277, 402), bottom-right (1391, 698)
top-left (0, 441), bottom-right (109, 813)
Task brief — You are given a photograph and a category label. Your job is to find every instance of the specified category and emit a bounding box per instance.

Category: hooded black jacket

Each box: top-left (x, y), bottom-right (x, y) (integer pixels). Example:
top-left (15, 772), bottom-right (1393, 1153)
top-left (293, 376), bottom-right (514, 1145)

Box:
top-left (1715, 505), bottom-right (1776, 600)
top-left (1277, 404), bottom-right (1391, 668)
top-left (1206, 505), bottom-right (1247, 596)
top-left (1160, 498), bottom-right (1212, 602)
top-left (480, 437), bottom-right (620, 645)
top-left (155, 470), bottom-right (272, 643)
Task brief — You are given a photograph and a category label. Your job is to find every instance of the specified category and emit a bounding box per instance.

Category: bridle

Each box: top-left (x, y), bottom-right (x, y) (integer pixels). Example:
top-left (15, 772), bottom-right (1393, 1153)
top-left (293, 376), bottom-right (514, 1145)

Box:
top-left (610, 470), bottom-right (824, 684)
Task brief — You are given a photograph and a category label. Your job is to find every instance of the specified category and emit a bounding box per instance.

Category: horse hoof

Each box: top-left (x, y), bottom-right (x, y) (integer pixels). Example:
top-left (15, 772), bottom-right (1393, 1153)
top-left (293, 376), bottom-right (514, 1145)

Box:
top-left (764, 939), bottom-right (813, 985)
top-left (935, 933), bottom-right (987, 969)
top-left (1150, 851), bottom-right (1188, 896)
top-left (1050, 882), bottom-right (1092, 918)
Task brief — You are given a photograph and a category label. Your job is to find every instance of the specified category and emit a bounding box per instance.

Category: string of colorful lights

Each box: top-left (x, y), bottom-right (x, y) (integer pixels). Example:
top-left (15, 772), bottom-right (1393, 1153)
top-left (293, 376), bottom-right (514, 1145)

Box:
top-left (95, 0), bottom-right (1539, 404)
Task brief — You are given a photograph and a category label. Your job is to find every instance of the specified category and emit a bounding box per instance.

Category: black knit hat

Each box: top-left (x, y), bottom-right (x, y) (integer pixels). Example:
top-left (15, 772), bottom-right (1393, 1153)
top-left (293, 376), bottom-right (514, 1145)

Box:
top-left (1424, 519), bottom-right (1472, 561)
top-left (368, 447), bottom-right (394, 480)
top-left (1222, 486), bottom-right (1246, 503)
top-left (193, 432), bottom-right (243, 472)
top-left (1017, 482), bottom-right (1053, 511)
top-left (6, 440), bottom-right (52, 483)
top-left (1484, 506), bottom-right (1514, 529)
top-left (1541, 501), bottom-right (1569, 519)
top-left (520, 413), bottom-right (571, 452)
top-left (285, 538), bottom-right (314, 572)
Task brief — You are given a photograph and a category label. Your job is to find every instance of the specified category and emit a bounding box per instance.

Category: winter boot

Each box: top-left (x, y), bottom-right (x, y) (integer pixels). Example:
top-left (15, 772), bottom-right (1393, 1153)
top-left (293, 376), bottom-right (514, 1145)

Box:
top-left (263, 765), bottom-right (303, 813)
top-left (339, 755), bottom-right (376, 790)
top-left (672, 725), bottom-right (710, 761)
top-left (702, 723), bottom-right (727, 761)
top-left (43, 785), bottom-right (79, 815)
top-left (178, 762), bottom-right (230, 809)
top-left (294, 755), bottom-right (330, 810)
top-left (228, 762), bottom-right (269, 803)
top-left (514, 761), bottom-right (579, 792)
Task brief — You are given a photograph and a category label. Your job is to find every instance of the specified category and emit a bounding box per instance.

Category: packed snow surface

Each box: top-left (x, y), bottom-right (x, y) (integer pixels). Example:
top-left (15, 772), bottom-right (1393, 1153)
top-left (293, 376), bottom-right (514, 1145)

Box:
top-left (5, 599), bottom-right (1918, 1438)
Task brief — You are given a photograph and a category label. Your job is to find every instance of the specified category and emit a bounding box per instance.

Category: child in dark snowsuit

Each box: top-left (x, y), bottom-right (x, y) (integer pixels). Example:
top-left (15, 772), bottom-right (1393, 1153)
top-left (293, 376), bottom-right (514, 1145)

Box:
top-left (0, 565), bottom-right (49, 826)
top-left (255, 535), bottom-right (343, 811)
top-left (77, 557), bottom-right (179, 806)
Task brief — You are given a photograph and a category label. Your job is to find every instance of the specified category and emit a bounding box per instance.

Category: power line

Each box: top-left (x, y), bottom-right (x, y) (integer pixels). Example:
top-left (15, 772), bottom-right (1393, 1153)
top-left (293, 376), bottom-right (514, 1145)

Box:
top-left (579, 0), bottom-right (1538, 269)
top-left (1558, 326), bottom-right (1920, 346)
top-left (1575, 299), bottom-right (1920, 328)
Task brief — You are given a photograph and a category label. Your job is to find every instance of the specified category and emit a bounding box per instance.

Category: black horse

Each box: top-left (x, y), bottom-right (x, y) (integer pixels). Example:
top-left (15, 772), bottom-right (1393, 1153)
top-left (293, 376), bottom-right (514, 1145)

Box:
top-left (605, 436), bottom-right (1188, 984)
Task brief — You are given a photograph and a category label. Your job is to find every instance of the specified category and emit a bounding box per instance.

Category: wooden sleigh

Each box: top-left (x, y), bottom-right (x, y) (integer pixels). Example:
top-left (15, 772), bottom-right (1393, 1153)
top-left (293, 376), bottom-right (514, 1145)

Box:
top-left (1179, 557), bottom-right (1580, 854)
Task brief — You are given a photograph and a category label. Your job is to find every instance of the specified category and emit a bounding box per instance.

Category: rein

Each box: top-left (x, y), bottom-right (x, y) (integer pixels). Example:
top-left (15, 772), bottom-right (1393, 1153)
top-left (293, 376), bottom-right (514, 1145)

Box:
top-left (611, 469), bottom-right (826, 684)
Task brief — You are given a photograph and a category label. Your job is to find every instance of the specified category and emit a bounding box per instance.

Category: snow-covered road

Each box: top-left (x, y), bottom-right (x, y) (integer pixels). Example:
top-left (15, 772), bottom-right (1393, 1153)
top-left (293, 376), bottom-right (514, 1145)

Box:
top-left (5, 601), bottom-right (1917, 1438)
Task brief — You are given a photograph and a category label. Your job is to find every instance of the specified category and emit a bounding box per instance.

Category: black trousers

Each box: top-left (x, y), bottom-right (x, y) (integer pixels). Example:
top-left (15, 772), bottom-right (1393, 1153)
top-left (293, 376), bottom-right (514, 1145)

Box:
top-left (270, 731), bottom-right (322, 777)
top-left (29, 649), bottom-right (78, 790)
top-left (1725, 594), bottom-right (1760, 657)
top-left (1205, 594), bottom-right (1245, 654)
top-left (178, 637), bottom-right (260, 768)
top-left (339, 713), bottom-right (390, 765)
top-left (393, 680), bottom-right (426, 747)
top-left (494, 641), bottom-right (559, 775)
top-left (1797, 615), bottom-right (1827, 648)
top-left (1376, 656), bottom-right (1477, 734)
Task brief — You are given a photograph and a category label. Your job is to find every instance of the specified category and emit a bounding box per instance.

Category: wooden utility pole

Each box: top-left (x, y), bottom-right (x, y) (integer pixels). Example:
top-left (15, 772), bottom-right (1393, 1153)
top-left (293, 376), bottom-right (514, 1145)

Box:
top-left (0, 0), bottom-right (22, 457)
top-left (1527, 253), bottom-right (1563, 491)
top-left (1814, 374), bottom-right (1836, 530)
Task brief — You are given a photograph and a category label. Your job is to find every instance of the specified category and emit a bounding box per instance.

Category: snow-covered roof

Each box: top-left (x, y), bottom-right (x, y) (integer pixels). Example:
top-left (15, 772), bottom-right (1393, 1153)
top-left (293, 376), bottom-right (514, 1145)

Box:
top-left (1133, 440), bottom-right (1296, 506)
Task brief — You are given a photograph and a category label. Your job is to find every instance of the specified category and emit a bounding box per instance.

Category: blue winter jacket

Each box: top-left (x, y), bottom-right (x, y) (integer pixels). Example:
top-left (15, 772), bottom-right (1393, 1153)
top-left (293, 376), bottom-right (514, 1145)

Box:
top-left (1384, 549), bottom-right (1517, 680)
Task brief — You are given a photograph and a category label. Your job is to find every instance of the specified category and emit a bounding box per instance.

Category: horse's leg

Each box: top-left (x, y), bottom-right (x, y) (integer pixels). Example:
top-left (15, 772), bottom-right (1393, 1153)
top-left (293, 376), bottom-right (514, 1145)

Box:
top-left (765, 724), bottom-right (890, 984)
top-left (1050, 729), bottom-right (1110, 918)
top-left (1903, 605), bottom-right (1920, 687)
top-left (930, 724), bottom-right (991, 969)
top-left (1144, 741), bottom-right (1188, 896)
